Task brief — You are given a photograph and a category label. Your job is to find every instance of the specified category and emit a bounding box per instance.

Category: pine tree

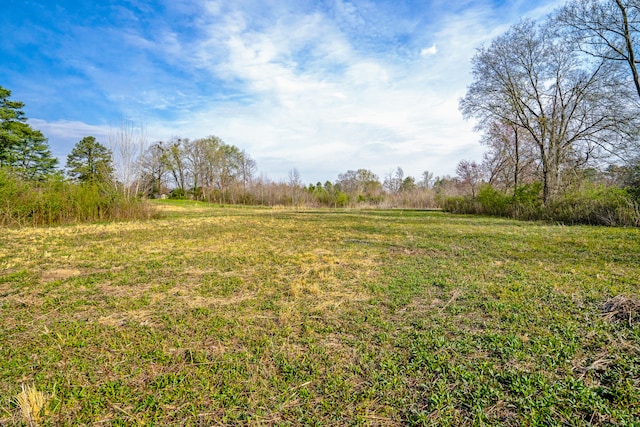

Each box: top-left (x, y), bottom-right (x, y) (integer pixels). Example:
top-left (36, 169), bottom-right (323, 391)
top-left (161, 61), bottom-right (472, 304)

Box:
top-left (66, 136), bottom-right (114, 183)
top-left (9, 127), bottom-right (58, 180)
top-left (1, 85), bottom-right (58, 178)
top-left (1, 85), bottom-right (30, 166)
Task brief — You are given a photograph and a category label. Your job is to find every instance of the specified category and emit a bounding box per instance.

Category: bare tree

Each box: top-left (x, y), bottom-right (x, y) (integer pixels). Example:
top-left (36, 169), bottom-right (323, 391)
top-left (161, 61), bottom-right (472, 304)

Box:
top-left (139, 142), bottom-right (169, 197)
top-left (239, 150), bottom-right (257, 194)
top-left (109, 119), bottom-right (147, 199)
top-left (162, 137), bottom-right (189, 192)
top-left (336, 169), bottom-right (381, 201)
top-left (288, 168), bottom-right (302, 206)
top-left (218, 144), bottom-right (244, 203)
top-left (557, 0), bottom-right (640, 100)
top-left (383, 167), bottom-right (404, 194)
top-left (183, 137), bottom-right (207, 197)
top-left (481, 121), bottom-right (539, 193)
top-left (336, 170), bottom-right (359, 195)
top-left (288, 168), bottom-right (301, 187)
top-left (419, 170), bottom-right (434, 189)
top-left (455, 159), bottom-right (484, 198)
top-left (460, 19), bottom-right (635, 204)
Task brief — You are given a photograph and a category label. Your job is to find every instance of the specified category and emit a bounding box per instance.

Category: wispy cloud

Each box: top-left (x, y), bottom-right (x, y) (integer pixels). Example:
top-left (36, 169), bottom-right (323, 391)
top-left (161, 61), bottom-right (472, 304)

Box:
top-left (4, 0), bottom-right (566, 183)
top-left (29, 119), bottom-right (111, 159)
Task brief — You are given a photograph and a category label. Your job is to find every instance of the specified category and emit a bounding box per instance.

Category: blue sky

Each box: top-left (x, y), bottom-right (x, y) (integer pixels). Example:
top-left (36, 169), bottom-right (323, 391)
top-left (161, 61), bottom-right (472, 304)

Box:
top-left (1, 0), bottom-right (564, 183)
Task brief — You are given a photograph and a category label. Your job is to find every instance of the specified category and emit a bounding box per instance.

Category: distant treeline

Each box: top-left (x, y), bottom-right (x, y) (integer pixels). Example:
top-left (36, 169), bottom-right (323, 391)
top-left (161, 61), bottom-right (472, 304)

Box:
top-left (5, 0), bottom-right (640, 233)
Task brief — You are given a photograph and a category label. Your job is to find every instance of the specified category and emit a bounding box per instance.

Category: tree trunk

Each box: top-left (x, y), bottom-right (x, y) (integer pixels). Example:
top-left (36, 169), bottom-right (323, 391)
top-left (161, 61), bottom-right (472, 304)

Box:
top-left (615, 0), bottom-right (640, 100)
top-left (513, 125), bottom-right (520, 196)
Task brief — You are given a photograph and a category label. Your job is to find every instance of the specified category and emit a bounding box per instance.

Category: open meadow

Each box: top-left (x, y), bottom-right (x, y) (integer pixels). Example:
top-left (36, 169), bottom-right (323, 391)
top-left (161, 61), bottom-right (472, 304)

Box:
top-left (1, 202), bottom-right (639, 426)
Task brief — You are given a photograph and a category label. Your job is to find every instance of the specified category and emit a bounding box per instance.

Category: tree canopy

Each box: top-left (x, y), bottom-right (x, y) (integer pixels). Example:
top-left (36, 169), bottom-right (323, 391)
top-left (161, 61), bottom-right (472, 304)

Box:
top-left (66, 136), bottom-right (114, 183)
top-left (0, 85), bottom-right (58, 178)
top-left (557, 0), bottom-right (640, 101)
top-left (460, 19), bottom-right (637, 204)
top-left (0, 85), bottom-right (28, 165)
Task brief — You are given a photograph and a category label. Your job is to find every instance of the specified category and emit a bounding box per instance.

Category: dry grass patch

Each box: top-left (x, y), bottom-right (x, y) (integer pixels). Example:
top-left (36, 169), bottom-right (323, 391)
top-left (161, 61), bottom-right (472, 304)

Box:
top-left (602, 295), bottom-right (640, 326)
top-left (41, 268), bottom-right (81, 283)
top-left (15, 384), bottom-right (48, 427)
top-left (182, 293), bottom-right (255, 309)
top-left (97, 309), bottom-right (156, 327)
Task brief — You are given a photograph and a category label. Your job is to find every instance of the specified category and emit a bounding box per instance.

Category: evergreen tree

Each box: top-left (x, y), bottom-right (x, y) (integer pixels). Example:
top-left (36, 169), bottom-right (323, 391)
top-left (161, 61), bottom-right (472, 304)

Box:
top-left (66, 136), bottom-right (114, 183)
top-left (0, 85), bottom-right (28, 165)
top-left (1, 85), bottom-right (58, 178)
top-left (9, 127), bottom-right (58, 180)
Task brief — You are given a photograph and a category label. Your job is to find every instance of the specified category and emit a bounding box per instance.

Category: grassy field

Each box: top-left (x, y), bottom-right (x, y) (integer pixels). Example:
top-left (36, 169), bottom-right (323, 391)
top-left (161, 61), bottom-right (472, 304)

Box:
top-left (1, 201), bottom-right (639, 426)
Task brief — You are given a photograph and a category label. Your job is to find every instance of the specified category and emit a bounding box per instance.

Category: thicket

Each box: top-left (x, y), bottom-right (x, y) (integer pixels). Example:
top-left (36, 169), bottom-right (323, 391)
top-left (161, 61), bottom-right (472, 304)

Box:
top-left (444, 183), bottom-right (640, 227)
top-left (0, 168), bottom-right (155, 227)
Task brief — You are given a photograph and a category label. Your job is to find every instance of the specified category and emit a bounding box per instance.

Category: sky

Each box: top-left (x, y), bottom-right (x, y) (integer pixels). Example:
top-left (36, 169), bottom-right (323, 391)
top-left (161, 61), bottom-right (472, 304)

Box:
top-left (1, 0), bottom-right (565, 184)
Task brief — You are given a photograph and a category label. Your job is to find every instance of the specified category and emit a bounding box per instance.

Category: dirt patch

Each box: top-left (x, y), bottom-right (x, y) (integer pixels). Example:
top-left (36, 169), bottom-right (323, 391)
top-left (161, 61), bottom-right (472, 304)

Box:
top-left (41, 269), bottom-right (81, 282)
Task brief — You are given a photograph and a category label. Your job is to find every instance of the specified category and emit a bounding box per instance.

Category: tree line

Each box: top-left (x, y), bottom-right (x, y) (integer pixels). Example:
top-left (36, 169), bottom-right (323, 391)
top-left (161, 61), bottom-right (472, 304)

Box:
top-left (139, 143), bottom-right (462, 209)
top-left (2, 0), bottom-right (640, 226)
top-left (0, 83), bottom-right (468, 226)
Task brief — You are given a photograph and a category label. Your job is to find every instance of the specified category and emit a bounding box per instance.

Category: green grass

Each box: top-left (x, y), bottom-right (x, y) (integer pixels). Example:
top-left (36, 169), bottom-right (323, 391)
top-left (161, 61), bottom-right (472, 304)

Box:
top-left (1, 203), bottom-right (639, 426)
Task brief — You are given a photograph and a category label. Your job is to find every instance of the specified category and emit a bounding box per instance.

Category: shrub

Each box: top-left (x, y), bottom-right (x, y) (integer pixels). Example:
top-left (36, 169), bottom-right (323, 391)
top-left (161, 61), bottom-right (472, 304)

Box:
top-left (442, 196), bottom-right (479, 214)
top-left (169, 188), bottom-right (187, 199)
top-left (335, 191), bottom-right (350, 207)
top-left (511, 183), bottom-right (544, 220)
top-left (476, 184), bottom-right (512, 216)
top-left (0, 168), bottom-right (156, 227)
top-left (547, 186), bottom-right (639, 226)
top-left (444, 182), bottom-right (638, 226)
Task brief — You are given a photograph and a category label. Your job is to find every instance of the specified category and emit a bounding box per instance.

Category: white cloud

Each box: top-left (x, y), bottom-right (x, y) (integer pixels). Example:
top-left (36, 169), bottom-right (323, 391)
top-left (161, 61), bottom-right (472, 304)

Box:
top-left (30, 119), bottom-right (110, 143)
top-left (420, 44), bottom-right (438, 57)
top-left (28, 119), bottom-right (111, 163)
top-left (22, 0), bottom-right (566, 183)
top-left (167, 1), bottom-right (487, 181)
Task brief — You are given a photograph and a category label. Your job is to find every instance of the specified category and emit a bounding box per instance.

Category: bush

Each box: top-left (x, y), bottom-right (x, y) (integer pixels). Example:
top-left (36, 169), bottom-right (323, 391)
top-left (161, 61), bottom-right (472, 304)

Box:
top-left (444, 181), bottom-right (639, 226)
top-left (511, 183), bottom-right (544, 220)
top-left (169, 188), bottom-right (187, 199)
top-left (444, 183), bottom-right (543, 218)
top-left (442, 196), bottom-right (479, 214)
top-left (335, 191), bottom-right (350, 207)
top-left (0, 168), bottom-right (156, 227)
top-left (476, 185), bottom-right (512, 216)
top-left (547, 186), bottom-right (639, 226)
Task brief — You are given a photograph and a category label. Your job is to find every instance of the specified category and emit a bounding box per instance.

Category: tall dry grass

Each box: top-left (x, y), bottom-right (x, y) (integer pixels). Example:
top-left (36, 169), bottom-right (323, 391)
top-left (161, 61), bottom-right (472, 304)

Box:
top-left (15, 384), bottom-right (48, 427)
top-left (0, 168), bottom-right (156, 227)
